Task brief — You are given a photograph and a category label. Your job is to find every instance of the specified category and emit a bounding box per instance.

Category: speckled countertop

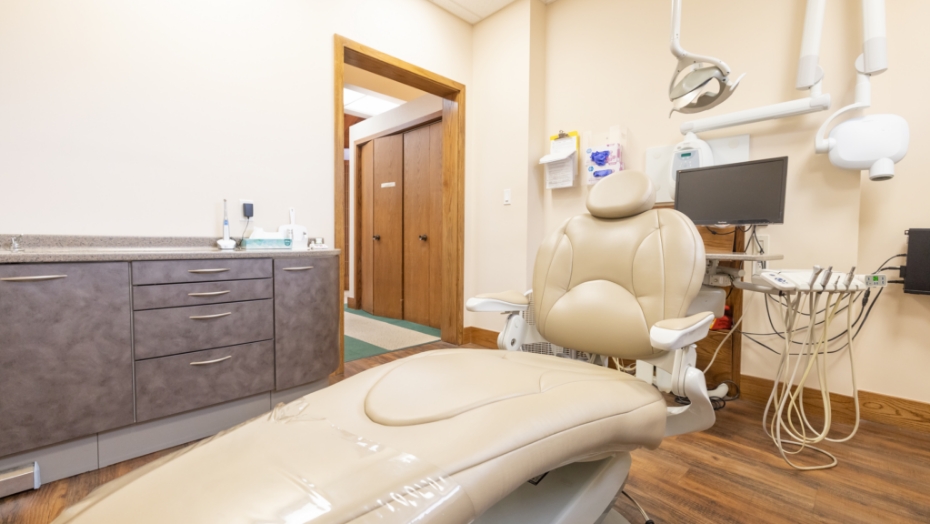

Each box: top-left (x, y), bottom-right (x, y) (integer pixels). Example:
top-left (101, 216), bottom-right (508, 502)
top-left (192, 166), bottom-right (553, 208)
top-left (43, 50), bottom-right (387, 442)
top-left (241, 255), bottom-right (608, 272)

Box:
top-left (0, 235), bottom-right (339, 263)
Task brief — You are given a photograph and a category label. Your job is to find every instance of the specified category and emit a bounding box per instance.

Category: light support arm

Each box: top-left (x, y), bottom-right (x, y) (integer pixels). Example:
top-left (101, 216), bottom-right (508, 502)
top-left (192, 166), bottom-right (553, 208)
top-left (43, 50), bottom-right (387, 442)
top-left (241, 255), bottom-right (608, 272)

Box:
top-left (796, 0), bottom-right (827, 89)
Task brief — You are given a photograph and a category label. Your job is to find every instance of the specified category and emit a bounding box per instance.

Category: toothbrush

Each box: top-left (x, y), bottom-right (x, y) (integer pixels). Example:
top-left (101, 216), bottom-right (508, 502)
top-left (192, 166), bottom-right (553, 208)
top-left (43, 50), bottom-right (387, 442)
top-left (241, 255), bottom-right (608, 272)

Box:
top-left (223, 200), bottom-right (231, 242)
top-left (216, 199), bottom-right (236, 250)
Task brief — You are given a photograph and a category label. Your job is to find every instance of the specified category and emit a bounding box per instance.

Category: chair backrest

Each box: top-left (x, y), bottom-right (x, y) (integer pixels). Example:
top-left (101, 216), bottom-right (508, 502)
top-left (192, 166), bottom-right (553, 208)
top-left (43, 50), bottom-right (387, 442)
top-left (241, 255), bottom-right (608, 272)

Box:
top-left (532, 170), bottom-right (705, 360)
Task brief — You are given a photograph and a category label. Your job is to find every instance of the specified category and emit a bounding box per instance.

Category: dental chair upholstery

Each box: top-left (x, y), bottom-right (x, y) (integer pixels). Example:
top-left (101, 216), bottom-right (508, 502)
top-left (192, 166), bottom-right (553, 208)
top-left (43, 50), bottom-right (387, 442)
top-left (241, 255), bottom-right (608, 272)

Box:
top-left (54, 170), bottom-right (713, 524)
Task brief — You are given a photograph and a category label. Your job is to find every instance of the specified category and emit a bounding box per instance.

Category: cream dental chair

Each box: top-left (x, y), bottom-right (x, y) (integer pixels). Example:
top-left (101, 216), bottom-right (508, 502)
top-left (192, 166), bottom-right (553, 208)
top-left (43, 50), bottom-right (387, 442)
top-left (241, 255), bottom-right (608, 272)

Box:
top-left (53, 171), bottom-right (715, 524)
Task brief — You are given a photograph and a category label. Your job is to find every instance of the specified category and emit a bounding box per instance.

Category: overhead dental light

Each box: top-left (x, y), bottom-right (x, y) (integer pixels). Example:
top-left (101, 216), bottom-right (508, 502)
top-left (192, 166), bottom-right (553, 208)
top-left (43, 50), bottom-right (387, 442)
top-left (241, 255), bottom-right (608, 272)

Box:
top-left (668, 0), bottom-right (744, 115)
top-left (814, 0), bottom-right (909, 181)
top-left (677, 0), bottom-right (832, 135)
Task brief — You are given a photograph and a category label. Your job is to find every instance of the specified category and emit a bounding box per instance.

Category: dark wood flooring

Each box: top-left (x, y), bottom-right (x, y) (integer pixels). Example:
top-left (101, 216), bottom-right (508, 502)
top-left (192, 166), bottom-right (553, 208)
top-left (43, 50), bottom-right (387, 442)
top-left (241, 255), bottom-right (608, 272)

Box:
top-left (2, 342), bottom-right (929, 523)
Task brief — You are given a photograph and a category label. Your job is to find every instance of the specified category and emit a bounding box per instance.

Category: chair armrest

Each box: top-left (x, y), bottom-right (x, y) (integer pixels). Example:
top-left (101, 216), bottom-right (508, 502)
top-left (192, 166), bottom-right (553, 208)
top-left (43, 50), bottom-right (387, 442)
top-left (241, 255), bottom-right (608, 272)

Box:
top-left (650, 312), bottom-right (715, 351)
top-left (465, 290), bottom-right (529, 312)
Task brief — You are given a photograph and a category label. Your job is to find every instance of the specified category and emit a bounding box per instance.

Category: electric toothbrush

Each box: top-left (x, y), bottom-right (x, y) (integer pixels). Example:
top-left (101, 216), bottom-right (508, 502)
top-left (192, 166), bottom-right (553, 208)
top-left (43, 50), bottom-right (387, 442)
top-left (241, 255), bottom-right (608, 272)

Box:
top-left (216, 199), bottom-right (236, 250)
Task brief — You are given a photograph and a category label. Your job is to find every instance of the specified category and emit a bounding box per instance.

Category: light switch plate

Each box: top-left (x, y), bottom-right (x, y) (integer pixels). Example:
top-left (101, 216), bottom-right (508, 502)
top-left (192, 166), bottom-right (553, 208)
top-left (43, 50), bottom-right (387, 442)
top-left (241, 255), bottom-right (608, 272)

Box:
top-left (504, 189), bottom-right (512, 205)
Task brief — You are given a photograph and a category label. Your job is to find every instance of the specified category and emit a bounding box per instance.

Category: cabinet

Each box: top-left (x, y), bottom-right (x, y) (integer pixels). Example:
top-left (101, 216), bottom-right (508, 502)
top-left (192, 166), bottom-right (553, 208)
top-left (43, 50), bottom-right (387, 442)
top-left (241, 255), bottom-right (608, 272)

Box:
top-left (0, 253), bottom-right (339, 468)
top-left (274, 257), bottom-right (340, 390)
top-left (0, 263), bottom-right (133, 457)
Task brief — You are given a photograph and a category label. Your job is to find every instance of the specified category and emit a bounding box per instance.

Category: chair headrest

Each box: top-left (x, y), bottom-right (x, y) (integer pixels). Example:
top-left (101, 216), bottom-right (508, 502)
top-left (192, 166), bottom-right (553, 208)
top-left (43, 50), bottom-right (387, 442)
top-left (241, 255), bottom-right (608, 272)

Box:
top-left (586, 170), bottom-right (657, 219)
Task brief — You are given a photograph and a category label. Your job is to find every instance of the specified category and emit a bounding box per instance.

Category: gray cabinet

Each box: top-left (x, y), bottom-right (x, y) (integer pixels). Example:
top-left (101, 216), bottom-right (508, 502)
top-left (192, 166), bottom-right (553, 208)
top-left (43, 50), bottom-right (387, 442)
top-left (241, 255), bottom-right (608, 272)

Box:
top-left (0, 263), bottom-right (133, 457)
top-left (274, 257), bottom-right (340, 390)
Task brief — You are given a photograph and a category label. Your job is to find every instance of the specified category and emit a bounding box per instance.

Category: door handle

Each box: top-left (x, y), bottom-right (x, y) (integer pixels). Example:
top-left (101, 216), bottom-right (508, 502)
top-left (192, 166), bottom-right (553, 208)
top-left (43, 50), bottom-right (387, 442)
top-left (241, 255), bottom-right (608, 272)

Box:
top-left (373, 235), bottom-right (381, 241)
top-left (189, 312), bottom-right (232, 320)
top-left (418, 235), bottom-right (428, 241)
top-left (190, 355), bottom-right (232, 366)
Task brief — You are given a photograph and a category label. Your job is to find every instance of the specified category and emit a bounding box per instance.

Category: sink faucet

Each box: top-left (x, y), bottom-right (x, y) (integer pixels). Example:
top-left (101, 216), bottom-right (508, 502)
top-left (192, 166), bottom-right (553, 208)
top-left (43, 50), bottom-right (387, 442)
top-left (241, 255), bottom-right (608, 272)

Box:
top-left (10, 234), bottom-right (22, 253)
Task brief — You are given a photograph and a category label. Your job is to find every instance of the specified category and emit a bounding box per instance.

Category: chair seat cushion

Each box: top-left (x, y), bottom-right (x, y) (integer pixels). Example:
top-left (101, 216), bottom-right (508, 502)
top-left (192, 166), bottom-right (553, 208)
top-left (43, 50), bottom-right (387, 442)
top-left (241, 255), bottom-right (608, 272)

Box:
top-left (54, 350), bottom-right (666, 524)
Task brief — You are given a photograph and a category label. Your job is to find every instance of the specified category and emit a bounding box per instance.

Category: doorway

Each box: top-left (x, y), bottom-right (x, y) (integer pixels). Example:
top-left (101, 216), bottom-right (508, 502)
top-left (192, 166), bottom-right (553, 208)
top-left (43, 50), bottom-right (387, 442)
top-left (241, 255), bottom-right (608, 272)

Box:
top-left (357, 121), bottom-right (443, 328)
top-left (333, 36), bottom-right (466, 373)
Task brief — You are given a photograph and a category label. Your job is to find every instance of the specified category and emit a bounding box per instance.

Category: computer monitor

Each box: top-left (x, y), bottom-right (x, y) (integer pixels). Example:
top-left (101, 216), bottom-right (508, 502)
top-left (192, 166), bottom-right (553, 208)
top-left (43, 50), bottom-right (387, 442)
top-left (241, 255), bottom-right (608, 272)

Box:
top-left (674, 156), bottom-right (788, 226)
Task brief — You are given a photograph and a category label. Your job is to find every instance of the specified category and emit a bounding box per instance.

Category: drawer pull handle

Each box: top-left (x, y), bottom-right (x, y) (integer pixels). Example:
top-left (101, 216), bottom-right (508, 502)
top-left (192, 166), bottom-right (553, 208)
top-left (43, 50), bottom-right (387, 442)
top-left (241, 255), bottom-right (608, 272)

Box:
top-left (188, 268), bottom-right (230, 274)
top-left (188, 290), bottom-right (231, 297)
top-left (189, 312), bottom-right (232, 320)
top-left (283, 266), bottom-right (314, 271)
top-left (0, 275), bottom-right (67, 282)
top-left (190, 356), bottom-right (232, 366)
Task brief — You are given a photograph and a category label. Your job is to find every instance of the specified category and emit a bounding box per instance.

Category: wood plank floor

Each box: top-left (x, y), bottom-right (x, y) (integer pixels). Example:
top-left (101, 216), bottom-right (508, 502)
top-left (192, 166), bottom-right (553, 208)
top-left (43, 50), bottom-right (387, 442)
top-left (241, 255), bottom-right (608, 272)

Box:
top-left (3, 342), bottom-right (929, 523)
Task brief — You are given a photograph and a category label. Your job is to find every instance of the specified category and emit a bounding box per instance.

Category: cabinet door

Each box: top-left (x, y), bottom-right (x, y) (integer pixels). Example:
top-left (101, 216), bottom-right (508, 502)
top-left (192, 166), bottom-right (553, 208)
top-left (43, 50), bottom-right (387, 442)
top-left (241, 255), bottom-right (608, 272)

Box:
top-left (273, 257), bottom-right (339, 390)
top-left (0, 262), bottom-right (133, 458)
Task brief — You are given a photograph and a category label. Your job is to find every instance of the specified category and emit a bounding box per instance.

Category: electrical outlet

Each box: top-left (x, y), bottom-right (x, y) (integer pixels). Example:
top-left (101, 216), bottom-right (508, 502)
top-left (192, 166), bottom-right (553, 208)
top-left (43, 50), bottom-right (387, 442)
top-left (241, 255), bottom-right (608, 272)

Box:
top-left (239, 199), bottom-right (254, 223)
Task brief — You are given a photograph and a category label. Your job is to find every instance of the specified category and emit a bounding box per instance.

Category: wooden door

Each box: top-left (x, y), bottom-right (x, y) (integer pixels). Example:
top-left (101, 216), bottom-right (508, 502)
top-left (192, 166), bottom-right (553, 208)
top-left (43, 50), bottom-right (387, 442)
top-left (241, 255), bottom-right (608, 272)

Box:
top-left (403, 126), bottom-right (431, 325)
top-left (427, 122), bottom-right (443, 328)
top-left (359, 141), bottom-right (374, 314)
top-left (372, 135), bottom-right (404, 319)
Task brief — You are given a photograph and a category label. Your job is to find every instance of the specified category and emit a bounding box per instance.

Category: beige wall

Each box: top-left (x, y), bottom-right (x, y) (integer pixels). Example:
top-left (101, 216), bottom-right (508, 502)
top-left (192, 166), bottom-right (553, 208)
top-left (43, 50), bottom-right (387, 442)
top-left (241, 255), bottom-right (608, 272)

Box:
top-left (0, 0), bottom-right (471, 241)
top-left (540, 0), bottom-right (930, 402)
top-left (466, 0), bottom-right (547, 331)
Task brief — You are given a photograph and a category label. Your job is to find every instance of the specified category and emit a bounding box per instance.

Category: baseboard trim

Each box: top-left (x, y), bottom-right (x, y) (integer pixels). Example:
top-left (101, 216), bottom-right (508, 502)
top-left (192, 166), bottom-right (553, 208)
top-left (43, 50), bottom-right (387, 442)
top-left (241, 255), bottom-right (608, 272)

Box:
top-left (464, 326), bottom-right (498, 349)
top-left (741, 375), bottom-right (930, 434)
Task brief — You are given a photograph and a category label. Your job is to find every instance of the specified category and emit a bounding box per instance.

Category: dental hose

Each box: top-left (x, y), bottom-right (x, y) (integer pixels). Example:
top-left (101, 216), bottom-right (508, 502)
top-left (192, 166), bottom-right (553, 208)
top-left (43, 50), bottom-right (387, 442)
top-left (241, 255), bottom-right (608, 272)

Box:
top-left (762, 289), bottom-right (861, 470)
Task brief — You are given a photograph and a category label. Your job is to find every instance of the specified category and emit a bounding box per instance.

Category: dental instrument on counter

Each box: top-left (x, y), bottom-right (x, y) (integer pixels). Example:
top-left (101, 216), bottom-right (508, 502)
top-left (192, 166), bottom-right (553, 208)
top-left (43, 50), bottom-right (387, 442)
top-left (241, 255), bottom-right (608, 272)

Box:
top-left (216, 199), bottom-right (236, 250)
top-left (278, 208), bottom-right (309, 250)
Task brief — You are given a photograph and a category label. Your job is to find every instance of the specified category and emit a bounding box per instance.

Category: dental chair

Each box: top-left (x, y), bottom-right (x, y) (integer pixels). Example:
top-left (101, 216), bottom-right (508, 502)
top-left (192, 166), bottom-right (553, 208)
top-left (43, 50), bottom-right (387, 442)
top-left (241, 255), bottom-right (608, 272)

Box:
top-left (54, 170), bottom-right (716, 524)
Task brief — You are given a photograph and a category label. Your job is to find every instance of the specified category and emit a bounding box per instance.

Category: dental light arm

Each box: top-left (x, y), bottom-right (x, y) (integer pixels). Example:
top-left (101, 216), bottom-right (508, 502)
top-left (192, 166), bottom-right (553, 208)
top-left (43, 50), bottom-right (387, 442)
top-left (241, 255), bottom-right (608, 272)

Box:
top-left (814, 0), bottom-right (908, 181)
top-left (679, 0), bottom-right (831, 135)
top-left (668, 0), bottom-right (744, 115)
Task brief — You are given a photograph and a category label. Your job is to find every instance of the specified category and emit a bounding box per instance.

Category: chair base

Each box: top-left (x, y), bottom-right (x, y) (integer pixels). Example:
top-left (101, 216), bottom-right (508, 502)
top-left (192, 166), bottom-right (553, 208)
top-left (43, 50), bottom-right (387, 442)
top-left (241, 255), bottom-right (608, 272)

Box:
top-left (474, 454), bottom-right (632, 524)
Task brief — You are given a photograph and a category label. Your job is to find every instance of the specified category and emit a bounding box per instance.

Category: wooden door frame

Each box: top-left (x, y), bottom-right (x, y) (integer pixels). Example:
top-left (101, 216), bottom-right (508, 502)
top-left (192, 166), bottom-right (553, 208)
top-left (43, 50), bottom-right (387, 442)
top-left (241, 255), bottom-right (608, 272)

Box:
top-left (334, 35), bottom-right (466, 373)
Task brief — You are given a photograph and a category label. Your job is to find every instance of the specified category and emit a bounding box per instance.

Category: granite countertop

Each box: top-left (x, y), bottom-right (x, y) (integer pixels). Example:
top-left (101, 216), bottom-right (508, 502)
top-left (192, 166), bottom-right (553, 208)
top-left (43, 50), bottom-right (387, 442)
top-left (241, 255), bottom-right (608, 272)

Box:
top-left (0, 235), bottom-right (339, 263)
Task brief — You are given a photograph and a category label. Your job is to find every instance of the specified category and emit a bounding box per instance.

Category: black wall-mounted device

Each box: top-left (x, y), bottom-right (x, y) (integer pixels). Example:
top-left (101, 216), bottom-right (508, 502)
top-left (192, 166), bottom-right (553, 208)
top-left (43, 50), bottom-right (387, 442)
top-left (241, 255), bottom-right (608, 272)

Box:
top-left (904, 228), bottom-right (930, 295)
top-left (243, 203), bottom-right (254, 219)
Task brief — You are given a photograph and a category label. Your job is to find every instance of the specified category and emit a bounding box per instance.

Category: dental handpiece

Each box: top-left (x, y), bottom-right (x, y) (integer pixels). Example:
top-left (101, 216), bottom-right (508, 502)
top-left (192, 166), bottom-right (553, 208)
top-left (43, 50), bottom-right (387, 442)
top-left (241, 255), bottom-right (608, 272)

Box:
top-left (819, 266), bottom-right (833, 288)
top-left (844, 266), bottom-right (857, 288)
top-left (808, 265), bottom-right (824, 288)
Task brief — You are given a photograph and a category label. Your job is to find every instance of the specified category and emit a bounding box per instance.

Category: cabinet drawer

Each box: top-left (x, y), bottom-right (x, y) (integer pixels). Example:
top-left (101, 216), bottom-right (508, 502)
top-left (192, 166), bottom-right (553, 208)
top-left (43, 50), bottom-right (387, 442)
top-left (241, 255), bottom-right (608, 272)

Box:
top-left (131, 258), bottom-right (272, 285)
top-left (133, 278), bottom-right (273, 310)
top-left (133, 300), bottom-right (273, 360)
top-left (135, 341), bottom-right (274, 422)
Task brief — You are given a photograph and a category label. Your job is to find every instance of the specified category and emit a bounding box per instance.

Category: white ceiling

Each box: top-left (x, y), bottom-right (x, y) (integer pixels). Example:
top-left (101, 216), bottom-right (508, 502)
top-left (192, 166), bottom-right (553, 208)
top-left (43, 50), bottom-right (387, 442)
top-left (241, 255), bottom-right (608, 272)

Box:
top-left (428, 0), bottom-right (558, 24)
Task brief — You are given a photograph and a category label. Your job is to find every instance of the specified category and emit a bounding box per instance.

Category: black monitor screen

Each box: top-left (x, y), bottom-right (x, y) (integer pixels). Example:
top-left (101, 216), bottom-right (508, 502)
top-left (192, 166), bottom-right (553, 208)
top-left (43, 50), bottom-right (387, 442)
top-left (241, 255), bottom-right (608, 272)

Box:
top-left (674, 157), bottom-right (788, 225)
